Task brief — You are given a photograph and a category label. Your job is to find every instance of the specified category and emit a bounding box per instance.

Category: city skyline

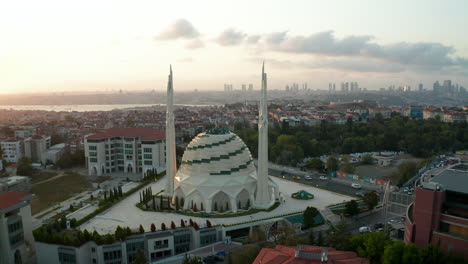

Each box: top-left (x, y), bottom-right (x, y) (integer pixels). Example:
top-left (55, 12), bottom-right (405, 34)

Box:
top-left (1, 0), bottom-right (468, 94)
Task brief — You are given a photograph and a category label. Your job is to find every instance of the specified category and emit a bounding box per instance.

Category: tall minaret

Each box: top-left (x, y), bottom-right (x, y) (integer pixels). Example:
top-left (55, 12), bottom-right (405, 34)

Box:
top-left (165, 65), bottom-right (176, 197)
top-left (255, 62), bottom-right (272, 208)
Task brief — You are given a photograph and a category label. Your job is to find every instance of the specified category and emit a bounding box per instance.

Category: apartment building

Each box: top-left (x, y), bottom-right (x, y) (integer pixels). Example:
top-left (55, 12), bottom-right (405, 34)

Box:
top-left (0, 138), bottom-right (24, 163)
top-left (84, 128), bottom-right (166, 176)
top-left (0, 192), bottom-right (36, 264)
top-left (24, 135), bottom-right (51, 163)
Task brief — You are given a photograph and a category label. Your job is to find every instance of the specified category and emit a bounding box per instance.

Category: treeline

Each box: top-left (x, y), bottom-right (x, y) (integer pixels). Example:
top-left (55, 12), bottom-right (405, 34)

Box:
top-left (235, 114), bottom-right (467, 165)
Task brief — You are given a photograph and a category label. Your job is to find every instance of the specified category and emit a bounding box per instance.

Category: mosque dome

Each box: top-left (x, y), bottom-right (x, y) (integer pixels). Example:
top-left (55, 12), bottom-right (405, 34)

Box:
top-left (173, 128), bottom-right (261, 213)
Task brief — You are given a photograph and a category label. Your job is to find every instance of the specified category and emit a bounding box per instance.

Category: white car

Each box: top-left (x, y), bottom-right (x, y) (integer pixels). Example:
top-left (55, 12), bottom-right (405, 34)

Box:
top-left (305, 176), bottom-right (312, 180)
top-left (359, 226), bottom-right (371, 233)
top-left (319, 176), bottom-right (328, 180)
top-left (351, 183), bottom-right (362, 189)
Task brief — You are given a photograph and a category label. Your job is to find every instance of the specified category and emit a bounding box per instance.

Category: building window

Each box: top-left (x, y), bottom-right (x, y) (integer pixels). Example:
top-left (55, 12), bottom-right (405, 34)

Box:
top-left (200, 234), bottom-right (217, 246)
top-left (89, 152), bottom-right (97, 157)
top-left (90, 158), bottom-right (97, 163)
top-left (89, 146), bottom-right (97, 151)
top-left (144, 154), bottom-right (152, 159)
top-left (125, 144), bottom-right (133, 148)
top-left (144, 160), bottom-right (152, 165)
top-left (58, 252), bottom-right (76, 264)
top-left (154, 239), bottom-right (169, 249)
top-left (144, 148), bottom-right (152, 153)
top-left (126, 155), bottom-right (133, 160)
top-left (125, 150), bottom-right (134, 154)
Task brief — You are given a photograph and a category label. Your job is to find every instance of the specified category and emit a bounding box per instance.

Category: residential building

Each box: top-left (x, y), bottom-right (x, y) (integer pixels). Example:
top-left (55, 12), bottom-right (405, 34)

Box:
top-left (0, 192), bottom-right (36, 264)
top-left (84, 127), bottom-right (166, 176)
top-left (36, 225), bottom-right (225, 264)
top-left (14, 130), bottom-right (32, 138)
top-left (41, 143), bottom-right (67, 164)
top-left (404, 165), bottom-right (468, 258)
top-left (0, 138), bottom-right (24, 163)
top-left (253, 245), bottom-right (369, 264)
top-left (24, 135), bottom-right (51, 163)
top-left (0, 176), bottom-right (31, 194)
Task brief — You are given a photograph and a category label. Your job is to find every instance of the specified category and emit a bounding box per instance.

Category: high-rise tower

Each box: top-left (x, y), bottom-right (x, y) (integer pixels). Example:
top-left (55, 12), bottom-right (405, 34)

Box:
top-left (165, 65), bottom-right (176, 197)
top-left (255, 63), bottom-right (273, 208)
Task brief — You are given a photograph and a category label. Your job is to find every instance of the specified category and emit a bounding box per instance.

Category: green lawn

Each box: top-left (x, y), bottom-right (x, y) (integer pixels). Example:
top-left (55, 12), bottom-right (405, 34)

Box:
top-left (31, 172), bottom-right (92, 215)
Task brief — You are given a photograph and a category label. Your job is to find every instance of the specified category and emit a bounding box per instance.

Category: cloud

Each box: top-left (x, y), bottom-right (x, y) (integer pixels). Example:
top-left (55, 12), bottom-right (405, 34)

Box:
top-left (247, 35), bottom-right (261, 44)
top-left (185, 39), bottom-right (204, 49)
top-left (155, 19), bottom-right (200, 40)
top-left (216, 28), bottom-right (246, 46)
top-left (260, 31), bottom-right (467, 70)
top-left (248, 57), bottom-right (405, 73)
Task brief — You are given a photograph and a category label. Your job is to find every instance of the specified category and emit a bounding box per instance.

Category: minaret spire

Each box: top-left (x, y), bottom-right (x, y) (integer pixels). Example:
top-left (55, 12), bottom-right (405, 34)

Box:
top-left (165, 65), bottom-right (176, 197)
top-left (255, 62), bottom-right (273, 208)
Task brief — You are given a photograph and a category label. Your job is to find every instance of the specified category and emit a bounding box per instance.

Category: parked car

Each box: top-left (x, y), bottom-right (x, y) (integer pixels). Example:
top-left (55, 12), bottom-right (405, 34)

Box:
top-left (351, 183), bottom-right (362, 189)
top-left (305, 175), bottom-right (312, 180)
top-left (293, 176), bottom-right (301, 180)
top-left (319, 176), bottom-right (328, 180)
top-left (373, 223), bottom-right (384, 230)
top-left (355, 192), bottom-right (364, 197)
top-left (359, 226), bottom-right (372, 233)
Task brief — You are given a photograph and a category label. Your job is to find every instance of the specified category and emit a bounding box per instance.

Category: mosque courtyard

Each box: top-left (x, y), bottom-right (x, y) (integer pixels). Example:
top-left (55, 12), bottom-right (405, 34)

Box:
top-left (80, 175), bottom-right (354, 234)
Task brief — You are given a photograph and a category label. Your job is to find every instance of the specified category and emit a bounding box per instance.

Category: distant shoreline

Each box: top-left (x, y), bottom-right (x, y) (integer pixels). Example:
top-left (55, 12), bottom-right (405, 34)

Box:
top-left (0, 104), bottom-right (218, 112)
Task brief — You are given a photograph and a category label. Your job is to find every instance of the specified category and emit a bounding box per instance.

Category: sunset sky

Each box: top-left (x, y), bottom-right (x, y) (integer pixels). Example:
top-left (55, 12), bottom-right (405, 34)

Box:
top-left (1, 0), bottom-right (467, 94)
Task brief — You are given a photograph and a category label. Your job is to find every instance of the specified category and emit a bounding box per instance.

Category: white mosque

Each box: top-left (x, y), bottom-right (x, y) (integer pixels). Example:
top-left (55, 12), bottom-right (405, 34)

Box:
top-left (164, 64), bottom-right (279, 213)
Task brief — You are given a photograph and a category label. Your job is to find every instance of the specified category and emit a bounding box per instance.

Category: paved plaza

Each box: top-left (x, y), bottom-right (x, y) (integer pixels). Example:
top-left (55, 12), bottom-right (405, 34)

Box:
top-left (80, 176), bottom-right (354, 234)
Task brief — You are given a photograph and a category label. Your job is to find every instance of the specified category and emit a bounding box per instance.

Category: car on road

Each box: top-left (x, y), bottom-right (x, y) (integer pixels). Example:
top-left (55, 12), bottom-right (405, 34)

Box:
top-left (355, 192), bottom-right (364, 197)
top-left (305, 175), bottom-right (312, 180)
top-left (359, 226), bottom-right (372, 233)
top-left (293, 176), bottom-right (301, 180)
top-left (351, 183), bottom-right (362, 189)
top-left (387, 219), bottom-right (398, 225)
top-left (373, 223), bottom-right (384, 231)
top-left (319, 176), bottom-right (328, 180)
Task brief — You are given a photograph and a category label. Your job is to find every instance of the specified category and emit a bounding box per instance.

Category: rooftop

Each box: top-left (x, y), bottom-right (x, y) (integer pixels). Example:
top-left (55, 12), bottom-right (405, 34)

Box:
top-left (86, 127), bottom-right (165, 141)
top-left (0, 192), bottom-right (34, 213)
top-left (430, 166), bottom-right (468, 194)
top-left (253, 245), bottom-right (369, 264)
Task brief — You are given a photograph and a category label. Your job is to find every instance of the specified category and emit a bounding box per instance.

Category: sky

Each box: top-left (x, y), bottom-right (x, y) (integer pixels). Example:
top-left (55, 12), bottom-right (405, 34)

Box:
top-left (1, 0), bottom-right (468, 94)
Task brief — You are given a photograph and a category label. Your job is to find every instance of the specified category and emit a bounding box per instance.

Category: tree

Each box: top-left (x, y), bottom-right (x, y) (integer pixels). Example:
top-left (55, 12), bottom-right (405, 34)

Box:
top-left (229, 245), bottom-right (261, 264)
top-left (349, 232), bottom-right (392, 263)
top-left (326, 155), bottom-right (339, 172)
top-left (180, 219), bottom-right (185, 227)
top-left (341, 155), bottom-right (356, 174)
top-left (345, 200), bottom-right (360, 216)
top-left (306, 158), bottom-right (324, 171)
top-left (326, 220), bottom-right (350, 250)
top-left (139, 225), bottom-right (145, 234)
top-left (134, 249), bottom-right (147, 264)
top-left (382, 241), bottom-right (406, 264)
top-left (182, 254), bottom-right (203, 264)
top-left (363, 191), bottom-right (379, 210)
top-left (17, 158), bottom-right (34, 176)
top-left (206, 220), bottom-right (212, 227)
top-left (402, 243), bottom-right (420, 264)
top-left (150, 223), bottom-right (156, 232)
top-left (303, 206), bottom-right (319, 228)
top-left (171, 221), bottom-right (176, 229)
top-left (361, 154), bottom-right (374, 165)
top-left (161, 223), bottom-right (166, 230)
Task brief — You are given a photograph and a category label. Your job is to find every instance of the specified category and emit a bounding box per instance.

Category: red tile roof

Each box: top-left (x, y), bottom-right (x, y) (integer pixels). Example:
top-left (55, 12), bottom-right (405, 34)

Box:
top-left (0, 192), bottom-right (33, 211)
top-left (86, 127), bottom-right (165, 141)
top-left (253, 245), bottom-right (369, 264)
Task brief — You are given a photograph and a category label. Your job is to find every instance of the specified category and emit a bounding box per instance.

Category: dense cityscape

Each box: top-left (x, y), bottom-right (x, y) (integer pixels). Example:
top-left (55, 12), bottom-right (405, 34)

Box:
top-left (1, 1), bottom-right (468, 264)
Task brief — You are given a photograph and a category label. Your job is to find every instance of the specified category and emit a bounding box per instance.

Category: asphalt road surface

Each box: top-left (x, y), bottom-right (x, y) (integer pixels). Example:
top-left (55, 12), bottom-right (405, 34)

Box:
top-left (268, 168), bottom-right (384, 198)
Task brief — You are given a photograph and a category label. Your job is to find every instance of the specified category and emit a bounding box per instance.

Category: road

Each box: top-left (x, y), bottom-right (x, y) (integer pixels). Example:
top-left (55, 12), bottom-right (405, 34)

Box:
top-left (268, 168), bottom-right (385, 198)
